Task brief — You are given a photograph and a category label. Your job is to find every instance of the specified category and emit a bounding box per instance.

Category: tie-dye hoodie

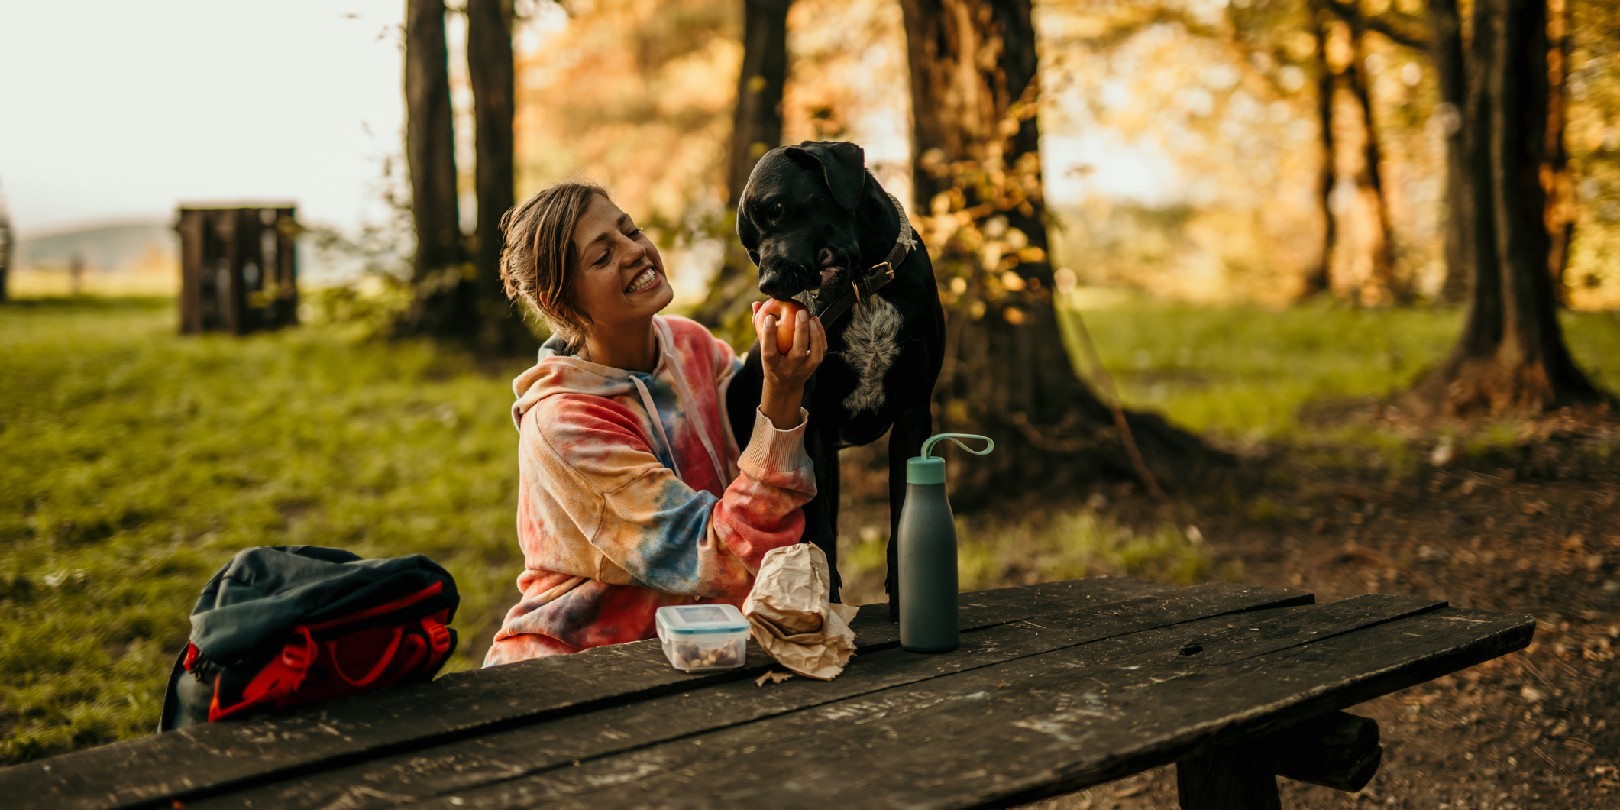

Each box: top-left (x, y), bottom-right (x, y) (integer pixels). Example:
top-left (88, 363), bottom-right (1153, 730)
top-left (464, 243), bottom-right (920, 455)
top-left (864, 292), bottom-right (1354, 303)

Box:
top-left (484, 314), bottom-right (816, 666)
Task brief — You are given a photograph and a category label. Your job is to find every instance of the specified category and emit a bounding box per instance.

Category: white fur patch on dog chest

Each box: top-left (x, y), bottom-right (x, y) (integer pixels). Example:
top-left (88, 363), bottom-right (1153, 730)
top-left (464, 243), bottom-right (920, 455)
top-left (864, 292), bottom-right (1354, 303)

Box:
top-left (838, 296), bottom-right (902, 413)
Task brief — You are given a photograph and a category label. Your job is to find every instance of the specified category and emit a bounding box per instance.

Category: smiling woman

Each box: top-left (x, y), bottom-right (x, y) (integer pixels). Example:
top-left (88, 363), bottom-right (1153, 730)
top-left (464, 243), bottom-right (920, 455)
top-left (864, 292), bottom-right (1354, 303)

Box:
top-left (482, 181), bottom-right (828, 667)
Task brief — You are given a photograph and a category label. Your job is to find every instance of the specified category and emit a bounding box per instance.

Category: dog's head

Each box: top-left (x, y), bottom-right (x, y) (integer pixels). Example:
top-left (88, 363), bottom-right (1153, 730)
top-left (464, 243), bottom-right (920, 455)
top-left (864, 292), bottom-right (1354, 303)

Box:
top-left (737, 140), bottom-right (870, 303)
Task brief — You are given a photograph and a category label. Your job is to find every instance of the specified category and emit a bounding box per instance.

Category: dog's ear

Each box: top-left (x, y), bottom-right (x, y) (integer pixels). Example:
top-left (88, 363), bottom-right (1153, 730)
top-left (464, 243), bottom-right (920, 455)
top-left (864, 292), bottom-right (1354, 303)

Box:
top-left (789, 141), bottom-right (866, 213)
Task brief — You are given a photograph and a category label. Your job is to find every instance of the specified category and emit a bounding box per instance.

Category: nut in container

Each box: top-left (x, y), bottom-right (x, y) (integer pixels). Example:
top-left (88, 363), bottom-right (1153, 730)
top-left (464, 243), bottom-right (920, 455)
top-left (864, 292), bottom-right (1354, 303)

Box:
top-left (654, 603), bottom-right (749, 672)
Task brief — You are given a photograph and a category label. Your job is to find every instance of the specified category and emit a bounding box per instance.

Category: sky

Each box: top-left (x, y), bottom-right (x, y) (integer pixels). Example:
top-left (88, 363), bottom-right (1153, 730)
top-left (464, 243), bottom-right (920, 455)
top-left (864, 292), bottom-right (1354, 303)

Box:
top-left (0, 1), bottom-right (1169, 239)
top-left (0, 1), bottom-right (406, 237)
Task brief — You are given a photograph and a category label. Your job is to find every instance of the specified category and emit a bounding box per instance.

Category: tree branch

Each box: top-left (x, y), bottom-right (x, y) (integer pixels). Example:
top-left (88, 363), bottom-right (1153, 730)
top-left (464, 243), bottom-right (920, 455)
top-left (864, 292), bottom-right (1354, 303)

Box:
top-left (1322, 0), bottom-right (1430, 51)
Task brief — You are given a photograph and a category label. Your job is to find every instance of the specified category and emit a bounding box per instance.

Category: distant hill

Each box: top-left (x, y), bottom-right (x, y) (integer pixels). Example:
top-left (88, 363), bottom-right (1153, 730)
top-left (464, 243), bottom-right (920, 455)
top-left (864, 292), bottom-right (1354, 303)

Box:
top-left (14, 218), bottom-right (364, 285)
top-left (15, 219), bottom-right (175, 274)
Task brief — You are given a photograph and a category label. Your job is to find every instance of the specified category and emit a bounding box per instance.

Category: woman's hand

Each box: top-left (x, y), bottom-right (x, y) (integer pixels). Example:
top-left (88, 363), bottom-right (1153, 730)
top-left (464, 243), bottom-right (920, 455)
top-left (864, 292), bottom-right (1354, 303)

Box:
top-left (752, 299), bottom-right (825, 429)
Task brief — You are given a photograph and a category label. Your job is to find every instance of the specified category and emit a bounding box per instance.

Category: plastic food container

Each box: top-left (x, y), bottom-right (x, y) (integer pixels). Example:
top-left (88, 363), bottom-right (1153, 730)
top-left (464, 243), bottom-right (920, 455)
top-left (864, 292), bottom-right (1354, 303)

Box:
top-left (654, 603), bottom-right (749, 672)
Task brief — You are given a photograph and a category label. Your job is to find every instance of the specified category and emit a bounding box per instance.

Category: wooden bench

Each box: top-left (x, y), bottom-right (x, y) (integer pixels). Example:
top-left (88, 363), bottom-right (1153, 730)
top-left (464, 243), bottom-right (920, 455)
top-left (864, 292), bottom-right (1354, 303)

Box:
top-left (0, 577), bottom-right (1533, 809)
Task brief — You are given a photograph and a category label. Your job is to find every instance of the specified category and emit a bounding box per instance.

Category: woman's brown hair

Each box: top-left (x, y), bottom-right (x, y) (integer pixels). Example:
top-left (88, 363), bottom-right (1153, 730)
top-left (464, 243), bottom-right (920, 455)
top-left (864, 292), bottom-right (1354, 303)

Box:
top-left (498, 181), bottom-right (606, 346)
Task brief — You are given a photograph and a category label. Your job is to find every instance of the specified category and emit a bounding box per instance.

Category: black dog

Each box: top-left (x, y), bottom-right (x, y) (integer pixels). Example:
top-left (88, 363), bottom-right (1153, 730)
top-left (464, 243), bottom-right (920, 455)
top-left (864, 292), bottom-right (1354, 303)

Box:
top-left (726, 141), bottom-right (945, 619)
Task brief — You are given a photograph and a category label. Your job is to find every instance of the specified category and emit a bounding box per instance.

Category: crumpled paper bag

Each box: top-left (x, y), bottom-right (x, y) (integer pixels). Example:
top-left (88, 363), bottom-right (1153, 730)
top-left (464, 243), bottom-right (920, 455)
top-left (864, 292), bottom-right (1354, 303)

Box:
top-left (743, 544), bottom-right (858, 680)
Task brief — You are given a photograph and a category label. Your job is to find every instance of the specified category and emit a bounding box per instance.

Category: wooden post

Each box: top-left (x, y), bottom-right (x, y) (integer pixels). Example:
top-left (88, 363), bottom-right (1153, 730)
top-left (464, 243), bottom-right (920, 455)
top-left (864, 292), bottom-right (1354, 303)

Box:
top-left (176, 210), bottom-right (203, 333)
top-left (1176, 711), bottom-right (1380, 808)
top-left (1177, 751), bottom-right (1283, 810)
top-left (176, 204), bottom-right (298, 334)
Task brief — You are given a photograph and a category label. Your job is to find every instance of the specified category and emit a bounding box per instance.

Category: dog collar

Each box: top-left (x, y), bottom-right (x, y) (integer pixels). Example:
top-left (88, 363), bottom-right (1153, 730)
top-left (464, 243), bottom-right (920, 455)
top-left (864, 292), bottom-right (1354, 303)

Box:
top-left (811, 193), bottom-right (914, 326)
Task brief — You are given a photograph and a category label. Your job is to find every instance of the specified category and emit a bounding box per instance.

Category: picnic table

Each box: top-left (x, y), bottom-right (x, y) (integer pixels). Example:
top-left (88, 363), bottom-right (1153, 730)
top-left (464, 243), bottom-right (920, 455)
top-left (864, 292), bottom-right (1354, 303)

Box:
top-left (2, 577), bottom-right (1533, 809)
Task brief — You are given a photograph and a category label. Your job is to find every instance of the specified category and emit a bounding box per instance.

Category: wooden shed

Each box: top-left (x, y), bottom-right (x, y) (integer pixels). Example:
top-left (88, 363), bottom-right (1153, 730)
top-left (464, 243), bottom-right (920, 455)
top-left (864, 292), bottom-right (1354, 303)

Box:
top-left (176, 204), bottom-right (299, 334)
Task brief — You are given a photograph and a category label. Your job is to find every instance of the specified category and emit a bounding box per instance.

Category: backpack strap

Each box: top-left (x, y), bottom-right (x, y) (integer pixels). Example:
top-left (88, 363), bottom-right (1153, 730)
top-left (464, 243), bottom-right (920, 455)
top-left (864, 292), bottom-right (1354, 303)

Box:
top-left (327, 626), bottom-right (405, 688)
top-left (210, 627), bottom-right (317, 722)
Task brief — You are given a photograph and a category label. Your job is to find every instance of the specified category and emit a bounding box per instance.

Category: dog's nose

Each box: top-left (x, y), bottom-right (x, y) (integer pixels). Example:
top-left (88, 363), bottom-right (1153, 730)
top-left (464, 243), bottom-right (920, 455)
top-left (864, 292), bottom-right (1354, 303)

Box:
top-left (758, 269), bottom-right (795, 299)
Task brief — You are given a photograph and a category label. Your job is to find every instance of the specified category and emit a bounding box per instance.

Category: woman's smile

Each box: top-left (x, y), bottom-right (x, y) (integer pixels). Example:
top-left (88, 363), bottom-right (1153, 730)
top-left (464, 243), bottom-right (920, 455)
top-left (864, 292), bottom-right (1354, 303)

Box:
top-left (625, 265), bottom-right (661, 294)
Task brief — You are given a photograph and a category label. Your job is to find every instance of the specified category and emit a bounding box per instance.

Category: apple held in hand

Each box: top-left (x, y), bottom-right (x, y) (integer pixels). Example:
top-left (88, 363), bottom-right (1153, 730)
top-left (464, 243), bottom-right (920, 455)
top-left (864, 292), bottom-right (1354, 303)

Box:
top-left (760, 298), bottom-right (807, 353)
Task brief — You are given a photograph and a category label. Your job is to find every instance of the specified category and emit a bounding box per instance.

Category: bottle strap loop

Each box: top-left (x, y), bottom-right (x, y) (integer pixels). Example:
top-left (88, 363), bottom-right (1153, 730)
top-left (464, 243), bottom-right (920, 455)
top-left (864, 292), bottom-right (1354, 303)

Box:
top-left (920, 433), bottom-right (995, 459)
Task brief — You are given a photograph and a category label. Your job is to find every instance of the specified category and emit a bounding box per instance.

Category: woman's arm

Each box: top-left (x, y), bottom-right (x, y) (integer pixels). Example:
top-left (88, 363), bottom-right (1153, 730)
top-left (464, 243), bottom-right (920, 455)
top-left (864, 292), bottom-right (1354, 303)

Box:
top-left (752, 302), bottom-right (825, 430)
top-left (524, 397), bottom-right (815, 599)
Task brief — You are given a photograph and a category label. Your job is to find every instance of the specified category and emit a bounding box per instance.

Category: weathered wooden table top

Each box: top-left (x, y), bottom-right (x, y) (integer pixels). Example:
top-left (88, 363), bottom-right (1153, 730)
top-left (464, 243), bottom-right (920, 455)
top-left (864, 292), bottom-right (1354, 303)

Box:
top-left (1, 577), bottom-right (1534, 809)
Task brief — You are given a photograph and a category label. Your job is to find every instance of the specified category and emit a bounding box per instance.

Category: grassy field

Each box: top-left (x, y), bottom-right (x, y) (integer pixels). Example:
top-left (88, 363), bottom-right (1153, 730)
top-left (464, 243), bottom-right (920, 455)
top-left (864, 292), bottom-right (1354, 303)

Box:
top-left (2, 294), bottom-right (1616, 764)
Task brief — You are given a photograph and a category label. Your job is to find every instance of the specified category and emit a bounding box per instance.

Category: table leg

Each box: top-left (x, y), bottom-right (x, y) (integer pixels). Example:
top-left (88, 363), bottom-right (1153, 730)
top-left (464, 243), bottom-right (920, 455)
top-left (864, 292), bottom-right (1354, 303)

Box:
top-left (1176, 751), bottom-right (1283, 810)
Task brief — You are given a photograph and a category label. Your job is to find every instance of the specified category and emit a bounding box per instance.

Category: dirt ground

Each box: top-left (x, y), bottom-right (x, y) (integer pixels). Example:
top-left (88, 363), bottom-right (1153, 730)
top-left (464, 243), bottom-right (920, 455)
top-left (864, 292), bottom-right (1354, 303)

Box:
top-left (1025, 418), bottom-right (1620, 809)
top-left (847, 415), bottom-right (1620, 809)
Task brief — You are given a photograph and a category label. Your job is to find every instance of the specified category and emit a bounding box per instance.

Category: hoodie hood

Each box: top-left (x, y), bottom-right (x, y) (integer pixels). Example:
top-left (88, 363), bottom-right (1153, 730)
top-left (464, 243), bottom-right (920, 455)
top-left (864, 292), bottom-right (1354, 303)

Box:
top-left (510, 324), bottom-right (666, 427)
top-left (510, 316), bottom-right (730, 488)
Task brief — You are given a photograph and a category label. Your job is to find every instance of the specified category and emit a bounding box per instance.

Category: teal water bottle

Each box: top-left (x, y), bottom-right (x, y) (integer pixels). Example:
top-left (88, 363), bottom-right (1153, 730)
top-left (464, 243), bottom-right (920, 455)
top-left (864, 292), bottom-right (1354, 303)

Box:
top-left (899, 433), bottom-right (995, 653)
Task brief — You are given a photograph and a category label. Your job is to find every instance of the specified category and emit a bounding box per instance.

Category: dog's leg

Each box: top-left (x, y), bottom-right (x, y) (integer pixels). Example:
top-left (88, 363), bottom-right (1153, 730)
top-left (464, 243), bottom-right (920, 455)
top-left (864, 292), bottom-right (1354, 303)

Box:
top-left (821, 431), bottom-right (843, 602)
top-left (798, 424), bottom-right (841, 601)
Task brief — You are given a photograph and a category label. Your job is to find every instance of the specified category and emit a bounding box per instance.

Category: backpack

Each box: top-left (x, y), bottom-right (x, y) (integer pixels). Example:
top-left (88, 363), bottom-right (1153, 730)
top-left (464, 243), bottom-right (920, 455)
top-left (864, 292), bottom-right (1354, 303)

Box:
top-left (159, 545), bottom-right (460, 731)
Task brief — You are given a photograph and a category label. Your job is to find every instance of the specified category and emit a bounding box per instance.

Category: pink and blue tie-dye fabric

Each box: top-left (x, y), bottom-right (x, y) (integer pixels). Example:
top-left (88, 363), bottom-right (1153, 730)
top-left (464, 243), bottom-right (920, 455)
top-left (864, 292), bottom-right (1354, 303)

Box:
top-left (484, 315), bottom-right (815, 666)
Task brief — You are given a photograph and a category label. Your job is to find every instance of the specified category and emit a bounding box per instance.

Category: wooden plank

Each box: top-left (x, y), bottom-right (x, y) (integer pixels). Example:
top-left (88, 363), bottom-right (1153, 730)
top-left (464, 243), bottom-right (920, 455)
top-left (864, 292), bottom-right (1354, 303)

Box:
top-left (376, 591), bottom-right (1401, 809)
top-left (0, 577), bottom-right (1180, 810)
top-left (179, 583), bottom-right (1303, 809)
top-left (851, 575), bottom-right (1173, 647)
top-left (482, 600), bottom-right (1528, 810)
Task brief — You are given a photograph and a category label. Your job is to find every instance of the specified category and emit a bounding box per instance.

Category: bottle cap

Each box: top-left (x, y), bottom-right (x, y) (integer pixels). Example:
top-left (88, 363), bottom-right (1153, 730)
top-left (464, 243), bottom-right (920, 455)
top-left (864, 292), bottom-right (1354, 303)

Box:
top-left (907, 433), bottom-right (995, 485)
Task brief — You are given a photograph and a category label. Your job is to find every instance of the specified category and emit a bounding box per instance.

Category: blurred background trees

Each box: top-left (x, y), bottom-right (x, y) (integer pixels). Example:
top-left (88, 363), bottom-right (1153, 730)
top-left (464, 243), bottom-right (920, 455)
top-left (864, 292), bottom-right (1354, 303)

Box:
top-left (401, 0), bottom-right (532, 354)
top-left (393, 0), bottom-right (1618, 432)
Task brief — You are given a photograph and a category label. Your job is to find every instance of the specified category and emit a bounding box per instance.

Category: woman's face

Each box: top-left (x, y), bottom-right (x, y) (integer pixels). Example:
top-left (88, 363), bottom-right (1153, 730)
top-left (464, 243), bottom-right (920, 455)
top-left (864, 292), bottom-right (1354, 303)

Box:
top-left (569, 194), bottom-right (672, 333)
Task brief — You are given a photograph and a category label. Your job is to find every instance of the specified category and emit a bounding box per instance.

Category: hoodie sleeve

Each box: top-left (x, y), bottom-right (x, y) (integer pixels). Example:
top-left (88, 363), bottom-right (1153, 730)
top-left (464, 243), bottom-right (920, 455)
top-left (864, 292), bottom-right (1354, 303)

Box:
top-left (525, 395), bottom-right (814, 599)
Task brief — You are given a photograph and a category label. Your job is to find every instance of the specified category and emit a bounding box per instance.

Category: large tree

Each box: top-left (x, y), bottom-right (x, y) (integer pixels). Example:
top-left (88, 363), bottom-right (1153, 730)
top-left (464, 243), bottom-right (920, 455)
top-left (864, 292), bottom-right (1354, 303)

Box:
top-left (1300, 0), bottom-right (1338, 300)
top-left (1409, 0), bottom-right (1608, 414)
top-left (0, 189), bottom-right (10, 303)
top-left (899, 0), bottom-right (1208, 500)
top-left (693, 0), bottom-right (793, 328)
top-left (403, 0), bottom-right (472, 339)
top-left (466, 0), bottom-right (533, 354)
top-left (1429, 0), bottom-right (1474, 304)
top-left (1434, 0), bottom-right (1575, 306)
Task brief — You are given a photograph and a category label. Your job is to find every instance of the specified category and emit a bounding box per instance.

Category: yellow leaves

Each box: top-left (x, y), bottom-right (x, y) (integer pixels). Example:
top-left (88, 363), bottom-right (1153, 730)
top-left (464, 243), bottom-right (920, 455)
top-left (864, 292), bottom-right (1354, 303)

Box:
top-left (1001, 271), bottom-right (1026, 292)
top-left (1002, 306), bottom-right (1026, 325)
top-left (1053, 267), bottom-right (1078, 293)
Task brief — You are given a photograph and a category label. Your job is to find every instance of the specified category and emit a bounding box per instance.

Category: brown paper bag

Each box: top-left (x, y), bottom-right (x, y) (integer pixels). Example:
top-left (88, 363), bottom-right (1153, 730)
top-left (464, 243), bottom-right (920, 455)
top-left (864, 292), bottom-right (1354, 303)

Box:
top-left (742, 544), bottom-right (858, 680)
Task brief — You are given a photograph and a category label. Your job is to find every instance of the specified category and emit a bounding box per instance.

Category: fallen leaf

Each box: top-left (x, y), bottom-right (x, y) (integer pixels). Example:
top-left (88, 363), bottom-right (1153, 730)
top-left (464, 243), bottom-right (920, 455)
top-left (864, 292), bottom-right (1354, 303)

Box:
top-left (755, 670), bottom-right (794, 687)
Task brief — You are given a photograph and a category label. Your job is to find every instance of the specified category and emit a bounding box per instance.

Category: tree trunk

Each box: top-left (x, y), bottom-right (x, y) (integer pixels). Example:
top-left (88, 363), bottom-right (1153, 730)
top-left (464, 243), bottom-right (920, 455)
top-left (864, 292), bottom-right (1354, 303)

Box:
top-left (467, 0), bottom-right (532, 354)
top-left (1344, 7), bottom-right (1400, 305)
top-left (1409, 0), bottom-right (1607, 415)
top-left (1544, 0), bottom-right (1574, 306)
top-left (1429, 0), bottom-right (1474, 305)
top-left (727, 0), bottom-right (791, 208)
top-left (1300, 1), bottom-right (1337, 300)
top-left (900, 0), bottom-right (1211, 502)
top-left (403, 0), bottom-right (472, 338)
top-left (0, 205), bottom-right (10, 303)
top-left (694, 0), bottom-right (793, 328)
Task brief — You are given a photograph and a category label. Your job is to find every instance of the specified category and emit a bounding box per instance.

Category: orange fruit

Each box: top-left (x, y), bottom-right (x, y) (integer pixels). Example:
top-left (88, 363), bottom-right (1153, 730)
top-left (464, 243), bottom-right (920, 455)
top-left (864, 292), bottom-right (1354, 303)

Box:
top-left (759, 298), bottom-right (806, 353)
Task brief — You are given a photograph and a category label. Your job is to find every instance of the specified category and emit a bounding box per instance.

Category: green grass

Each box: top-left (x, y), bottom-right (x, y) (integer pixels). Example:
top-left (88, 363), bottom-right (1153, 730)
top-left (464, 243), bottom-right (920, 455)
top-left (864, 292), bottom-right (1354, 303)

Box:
top-left (2, 293), bottom-right (1616, 763)
top-left (1064, 293), bottom-right (1620, 442)
top-left (0, 297), bottom-right (520, 763)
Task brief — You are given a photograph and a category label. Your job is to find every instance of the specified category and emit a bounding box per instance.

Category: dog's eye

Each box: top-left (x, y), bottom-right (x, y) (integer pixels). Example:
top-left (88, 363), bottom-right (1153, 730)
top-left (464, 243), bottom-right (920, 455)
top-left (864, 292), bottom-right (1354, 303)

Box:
top-left (766, 202), bottom-right (784, 221)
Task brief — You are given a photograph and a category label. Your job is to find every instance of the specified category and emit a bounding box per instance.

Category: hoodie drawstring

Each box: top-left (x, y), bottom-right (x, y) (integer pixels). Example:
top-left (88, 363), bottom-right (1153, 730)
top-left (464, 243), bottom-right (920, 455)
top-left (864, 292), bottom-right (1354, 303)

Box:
top-left (628, 374), bottom-right (684, 480)
top-left (655, 319), bottom-right (732, 488)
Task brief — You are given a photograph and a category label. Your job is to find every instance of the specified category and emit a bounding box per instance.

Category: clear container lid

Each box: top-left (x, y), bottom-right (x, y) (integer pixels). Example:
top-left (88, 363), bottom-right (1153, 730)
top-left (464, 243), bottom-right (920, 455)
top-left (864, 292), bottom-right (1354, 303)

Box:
top-left (655, 603), bottom-right (748, 636)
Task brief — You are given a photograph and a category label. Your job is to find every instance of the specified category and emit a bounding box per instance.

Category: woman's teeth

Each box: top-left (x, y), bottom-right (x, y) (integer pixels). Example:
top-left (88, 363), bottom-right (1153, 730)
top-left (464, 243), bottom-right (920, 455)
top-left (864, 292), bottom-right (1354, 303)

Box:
top-left (625, 267), bottom-right (658, 293)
